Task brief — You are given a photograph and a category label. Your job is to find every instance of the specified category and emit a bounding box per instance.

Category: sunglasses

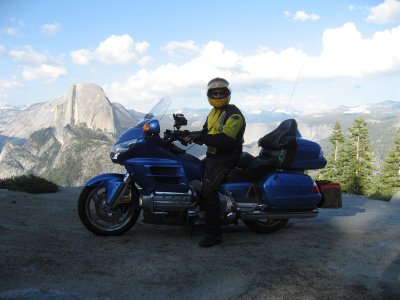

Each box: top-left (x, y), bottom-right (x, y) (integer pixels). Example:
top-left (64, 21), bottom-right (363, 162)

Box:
top-left (208, 89), bottom-right (230, 99)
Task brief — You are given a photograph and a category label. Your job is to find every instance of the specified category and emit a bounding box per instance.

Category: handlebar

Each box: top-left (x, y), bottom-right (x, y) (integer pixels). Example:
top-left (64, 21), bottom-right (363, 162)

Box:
top-left (163, 129), bottom-right (191, 146)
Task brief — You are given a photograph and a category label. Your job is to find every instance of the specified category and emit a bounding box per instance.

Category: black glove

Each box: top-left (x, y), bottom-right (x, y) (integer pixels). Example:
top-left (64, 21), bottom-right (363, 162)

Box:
top-left (181, 131), bottom-right (205, 145)
top-left (189, 132), bottom-right (205, 145)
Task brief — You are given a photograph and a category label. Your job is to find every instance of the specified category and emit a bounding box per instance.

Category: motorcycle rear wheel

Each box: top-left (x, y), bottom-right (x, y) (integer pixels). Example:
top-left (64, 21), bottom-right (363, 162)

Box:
top-left (78, 185), bottom-right (141, 236)
top-left (243, 219), bottom-right (288, 233)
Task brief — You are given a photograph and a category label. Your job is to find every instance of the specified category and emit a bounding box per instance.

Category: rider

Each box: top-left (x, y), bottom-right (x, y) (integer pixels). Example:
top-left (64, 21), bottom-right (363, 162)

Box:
top-left (186, 77), bottom-right (246, 247)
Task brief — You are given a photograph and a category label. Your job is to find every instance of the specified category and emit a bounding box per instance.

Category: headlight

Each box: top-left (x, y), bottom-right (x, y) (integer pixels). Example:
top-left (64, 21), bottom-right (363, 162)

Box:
top-left (110, 139), bottom-right (137, 160)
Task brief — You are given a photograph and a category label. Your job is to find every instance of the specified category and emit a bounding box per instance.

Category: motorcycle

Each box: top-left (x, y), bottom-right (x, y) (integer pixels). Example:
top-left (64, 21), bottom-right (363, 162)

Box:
top-left (78, 97), bottom-right (327, 236)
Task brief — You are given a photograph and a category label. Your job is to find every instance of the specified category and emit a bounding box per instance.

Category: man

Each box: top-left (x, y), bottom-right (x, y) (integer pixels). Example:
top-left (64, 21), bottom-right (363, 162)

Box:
top-left (186, 78), bottom-right (246, 247)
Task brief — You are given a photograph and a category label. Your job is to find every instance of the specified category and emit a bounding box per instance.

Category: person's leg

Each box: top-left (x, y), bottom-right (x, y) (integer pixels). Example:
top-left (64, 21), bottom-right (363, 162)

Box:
top-left (199, 153), bottom-right (239, 247)
top-left (202, 180), bottom-right (222, 232)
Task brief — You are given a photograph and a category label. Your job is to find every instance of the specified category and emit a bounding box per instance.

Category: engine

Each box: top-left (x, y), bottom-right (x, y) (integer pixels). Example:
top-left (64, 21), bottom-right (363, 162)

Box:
top-left (140, 188), bottom-right (199, 225)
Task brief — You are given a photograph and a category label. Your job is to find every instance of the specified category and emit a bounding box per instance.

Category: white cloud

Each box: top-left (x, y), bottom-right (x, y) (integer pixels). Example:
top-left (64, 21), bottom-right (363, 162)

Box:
top-left (104, 41), bottom-right (243, 110)
top-left (8, 46), bottom-right (66, 83)
top-left (367, 0), bottom-right (400, 23)
top-left (22, 64), bottom-right (66, 83)
top-left (1, 18), bottom-right (24, 36)
top-left (242, 94), bottom-right (333, 115)
top-left (135, 41), bottom-right (150, 54)
top-left (163, 40), bottom-right (201, 56)
top-left (70, 49), bottom-right (92, 65)
top-left (70, 34), bottom-right (151, 65)
top-left (315, 22), bottom-right (400, 77)
top-left (293, 11), bottom-right (320, 22)
top-left (41, 23), bottom-right (60, 36)
top-left (138, 56), bottom-right (154, 66)
top-left (10, 46), bottom-right (49, 64)
top-left (0, 44), bottom-right (5, 55)
top-left (243, 94), bottom-right (290, 112)
top-left (104, 23), bottom-right (400, 112)
top-left (0, 79), bottom-right (23, 89)
top-left (1, 27), bottom-right (18, 36)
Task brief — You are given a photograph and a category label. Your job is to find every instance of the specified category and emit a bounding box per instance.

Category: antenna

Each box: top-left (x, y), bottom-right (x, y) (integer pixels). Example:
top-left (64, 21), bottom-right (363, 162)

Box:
top-left (285, 65), bottom-right (304, 112)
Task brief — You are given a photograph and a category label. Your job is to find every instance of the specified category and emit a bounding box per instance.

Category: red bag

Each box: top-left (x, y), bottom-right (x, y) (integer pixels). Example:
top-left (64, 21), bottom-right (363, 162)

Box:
top-left (316, 180), bottom-right (342, 208)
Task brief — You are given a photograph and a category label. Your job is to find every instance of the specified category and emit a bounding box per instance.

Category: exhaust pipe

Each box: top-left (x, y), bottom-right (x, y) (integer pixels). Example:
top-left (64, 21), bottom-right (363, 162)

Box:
top-left (240, 209), bottom-right (318, 220)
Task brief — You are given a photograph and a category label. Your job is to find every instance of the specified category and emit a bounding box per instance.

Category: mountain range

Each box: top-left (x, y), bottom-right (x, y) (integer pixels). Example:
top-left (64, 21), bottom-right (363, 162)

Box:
top-left (0, 83), bottom-right (399, 186)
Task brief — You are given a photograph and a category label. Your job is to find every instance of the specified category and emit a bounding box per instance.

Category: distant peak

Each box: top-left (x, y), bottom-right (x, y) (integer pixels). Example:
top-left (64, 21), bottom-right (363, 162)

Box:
top-left (74, 82), bottom-right (103, 90)
top-left (375, 100), bottom-right (400, 107)
top-left (53, 82), bottom-right (115, 133)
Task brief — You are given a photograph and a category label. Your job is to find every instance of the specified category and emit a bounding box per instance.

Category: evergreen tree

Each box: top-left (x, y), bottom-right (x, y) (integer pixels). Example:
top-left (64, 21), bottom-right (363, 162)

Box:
top-left (318, 121), bottom-right (346, 182)
top-left (373, 128), bottom-right (400, 200)
top-left (341, 118), bottom-right (375, 195)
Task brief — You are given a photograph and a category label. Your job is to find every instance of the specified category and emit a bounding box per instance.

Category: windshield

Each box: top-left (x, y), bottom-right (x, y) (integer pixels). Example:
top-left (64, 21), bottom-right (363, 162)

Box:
top-left (144, 96), bottom-right (171, 121)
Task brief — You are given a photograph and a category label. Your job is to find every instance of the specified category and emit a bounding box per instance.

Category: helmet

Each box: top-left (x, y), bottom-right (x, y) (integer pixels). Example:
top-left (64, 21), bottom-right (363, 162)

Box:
top-left (207, 77), bottom-right (231, 108)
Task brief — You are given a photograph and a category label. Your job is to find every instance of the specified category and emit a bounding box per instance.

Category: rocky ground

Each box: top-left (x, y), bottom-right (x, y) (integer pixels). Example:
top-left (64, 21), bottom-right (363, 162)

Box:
top-left (0, 187), bottom-right (399, 300)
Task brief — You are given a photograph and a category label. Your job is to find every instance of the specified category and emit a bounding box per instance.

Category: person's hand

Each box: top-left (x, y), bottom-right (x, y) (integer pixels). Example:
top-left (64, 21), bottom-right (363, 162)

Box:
top-left (180, 131), bottom-right (204, 145)
top-left (181, 134), bottom-right (193, 145)
top-left (189, 132), bottom-right (204, 145)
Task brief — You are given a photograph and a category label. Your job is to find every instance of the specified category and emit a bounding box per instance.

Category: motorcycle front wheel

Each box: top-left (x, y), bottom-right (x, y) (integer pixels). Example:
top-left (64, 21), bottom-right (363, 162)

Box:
top-left (78, 185), bottom-right (141, 236)
top-left (243, 219), bottom-right (288, 233)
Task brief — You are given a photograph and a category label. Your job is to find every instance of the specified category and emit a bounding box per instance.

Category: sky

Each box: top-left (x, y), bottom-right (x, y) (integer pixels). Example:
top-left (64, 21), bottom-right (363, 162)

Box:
top-left (1, 0), bottom-right (400, 114)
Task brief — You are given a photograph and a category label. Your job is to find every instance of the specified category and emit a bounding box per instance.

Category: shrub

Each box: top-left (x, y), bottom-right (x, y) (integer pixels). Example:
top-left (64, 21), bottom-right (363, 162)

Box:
top-left (369, 189), bottom-right (394, 202)
top-left (0, 174), bottom-right (59, 194)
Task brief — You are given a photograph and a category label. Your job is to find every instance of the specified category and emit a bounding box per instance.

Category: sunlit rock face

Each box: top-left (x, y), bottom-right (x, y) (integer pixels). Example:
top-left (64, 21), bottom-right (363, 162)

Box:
top-left (1, 83), bottom-right (117, 141)
top-left (54, 83), bottom-right (116, 135)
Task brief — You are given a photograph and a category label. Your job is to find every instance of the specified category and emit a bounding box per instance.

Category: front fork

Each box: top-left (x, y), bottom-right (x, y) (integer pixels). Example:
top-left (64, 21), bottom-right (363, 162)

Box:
top-left (106, 172), bottom-right (131, 209)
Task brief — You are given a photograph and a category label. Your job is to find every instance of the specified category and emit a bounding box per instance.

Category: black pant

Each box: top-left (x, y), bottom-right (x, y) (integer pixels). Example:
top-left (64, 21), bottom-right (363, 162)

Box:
top-left (200, 152), bottom-right (240, 236)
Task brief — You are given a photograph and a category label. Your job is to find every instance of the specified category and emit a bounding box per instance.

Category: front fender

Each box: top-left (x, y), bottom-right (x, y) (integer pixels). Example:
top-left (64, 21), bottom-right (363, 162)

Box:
top-left (85, 173), bottom-right (125, 187)
top-left (85, 173), bottom-right (125, 204)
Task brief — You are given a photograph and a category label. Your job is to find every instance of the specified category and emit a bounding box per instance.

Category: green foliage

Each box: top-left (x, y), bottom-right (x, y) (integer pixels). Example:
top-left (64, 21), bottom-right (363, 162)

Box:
top-left (318, 118), bottom-right (376, 196)
top-left (30, 127), bottom-right (55, 145)
top-left (318, 121), bottom-right (346, 183)
top-left (371, 128), bottom-right (400, 200)
top-left (0, 174), bottom-right (58, 194)
top-left (340, 118), bottom-right (375, 195)
top-left (47, 153), bottom-right (83, 186)
top-left (369, 189), bottom-right (395, 202)
top-left (46, 125), bottom-right (114, 186)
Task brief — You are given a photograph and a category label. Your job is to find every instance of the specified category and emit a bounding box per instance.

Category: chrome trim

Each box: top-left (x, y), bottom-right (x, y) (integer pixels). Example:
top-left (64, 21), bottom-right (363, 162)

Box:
top-left (240, 209), bottom-right (318, 220)
top-left (108, 172), bottom-right (131, 208)
top-left (141, 190), bottom-right (194, 212)
top-left (154, 191), bottom-right (192, 196)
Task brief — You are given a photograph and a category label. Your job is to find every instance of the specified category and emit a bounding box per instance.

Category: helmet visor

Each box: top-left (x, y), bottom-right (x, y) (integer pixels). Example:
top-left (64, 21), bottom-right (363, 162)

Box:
top-left (207, 88), bottom-right (231, 99)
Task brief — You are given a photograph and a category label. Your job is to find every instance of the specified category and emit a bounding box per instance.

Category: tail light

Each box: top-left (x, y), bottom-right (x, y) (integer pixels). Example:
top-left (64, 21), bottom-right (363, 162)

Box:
top-left (312, 182), bottom-right (320, 193)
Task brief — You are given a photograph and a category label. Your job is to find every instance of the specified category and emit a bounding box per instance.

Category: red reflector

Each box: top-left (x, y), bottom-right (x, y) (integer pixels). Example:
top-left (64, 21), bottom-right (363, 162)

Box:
top-left (312, 183), bottom-right (320, 193)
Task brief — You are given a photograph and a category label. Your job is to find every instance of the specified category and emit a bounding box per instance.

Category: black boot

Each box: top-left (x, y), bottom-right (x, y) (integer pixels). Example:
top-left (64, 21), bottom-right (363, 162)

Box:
top-left (199, 234), bottom-right (222, 247)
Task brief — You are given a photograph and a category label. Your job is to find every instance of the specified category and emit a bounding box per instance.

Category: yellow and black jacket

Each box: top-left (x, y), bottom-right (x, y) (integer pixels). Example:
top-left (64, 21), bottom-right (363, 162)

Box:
top-left (200, 104), bottom-right (246, 155)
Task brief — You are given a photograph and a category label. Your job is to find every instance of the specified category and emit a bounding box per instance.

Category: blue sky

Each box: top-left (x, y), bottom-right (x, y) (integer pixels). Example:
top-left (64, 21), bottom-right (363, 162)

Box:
top-left (1, 0), bottom-right (400, 113)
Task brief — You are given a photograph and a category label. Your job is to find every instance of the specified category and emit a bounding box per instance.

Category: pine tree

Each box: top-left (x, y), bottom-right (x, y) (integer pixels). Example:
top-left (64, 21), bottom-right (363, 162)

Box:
top-left (341, 118), bottom-right (375, 195)
top-left (374, 128), bottom-right (400, 200)
top-left (330, 121), bottom-right (346, 162)
top-left (318, 121), bottom-right (346, 182)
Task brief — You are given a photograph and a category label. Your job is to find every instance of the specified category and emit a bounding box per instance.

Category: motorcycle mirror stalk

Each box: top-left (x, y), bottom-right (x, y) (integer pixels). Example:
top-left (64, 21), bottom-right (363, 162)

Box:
top-left (173, 113), bottom-right (187, 130)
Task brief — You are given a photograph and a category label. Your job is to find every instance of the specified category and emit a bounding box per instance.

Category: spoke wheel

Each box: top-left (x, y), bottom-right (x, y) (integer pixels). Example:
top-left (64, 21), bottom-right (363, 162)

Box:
top-left (78, 185), bottom-right (141, 236)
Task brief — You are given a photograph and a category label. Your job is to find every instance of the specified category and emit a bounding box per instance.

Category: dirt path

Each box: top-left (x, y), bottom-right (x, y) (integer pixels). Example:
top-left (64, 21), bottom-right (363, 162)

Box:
top-left (0, 188), bottom-right (399, 299)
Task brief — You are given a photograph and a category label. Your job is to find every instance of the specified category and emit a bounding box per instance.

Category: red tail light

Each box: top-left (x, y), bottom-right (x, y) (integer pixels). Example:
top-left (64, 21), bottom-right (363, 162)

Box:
top-left (312, 182), bottom-right (320, 193)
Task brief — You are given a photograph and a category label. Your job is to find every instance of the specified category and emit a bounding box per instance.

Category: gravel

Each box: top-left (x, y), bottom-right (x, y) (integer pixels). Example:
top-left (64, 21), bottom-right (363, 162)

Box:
top-left (0, 187), bottom-right (399, 300)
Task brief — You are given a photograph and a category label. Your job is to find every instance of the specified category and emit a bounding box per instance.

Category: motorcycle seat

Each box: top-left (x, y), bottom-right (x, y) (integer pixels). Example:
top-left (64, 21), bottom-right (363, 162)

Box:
top-left (258, 119), bottom-right (299, 168)
top-left (226, 119), bottom-right (301, 183)
top-left (226, 152), bottom-right (276, 182)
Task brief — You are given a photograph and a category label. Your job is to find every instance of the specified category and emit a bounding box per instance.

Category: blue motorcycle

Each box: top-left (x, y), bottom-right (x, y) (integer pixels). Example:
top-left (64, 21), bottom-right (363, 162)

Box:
top-left (78, 97), bottom-right (327, 236)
